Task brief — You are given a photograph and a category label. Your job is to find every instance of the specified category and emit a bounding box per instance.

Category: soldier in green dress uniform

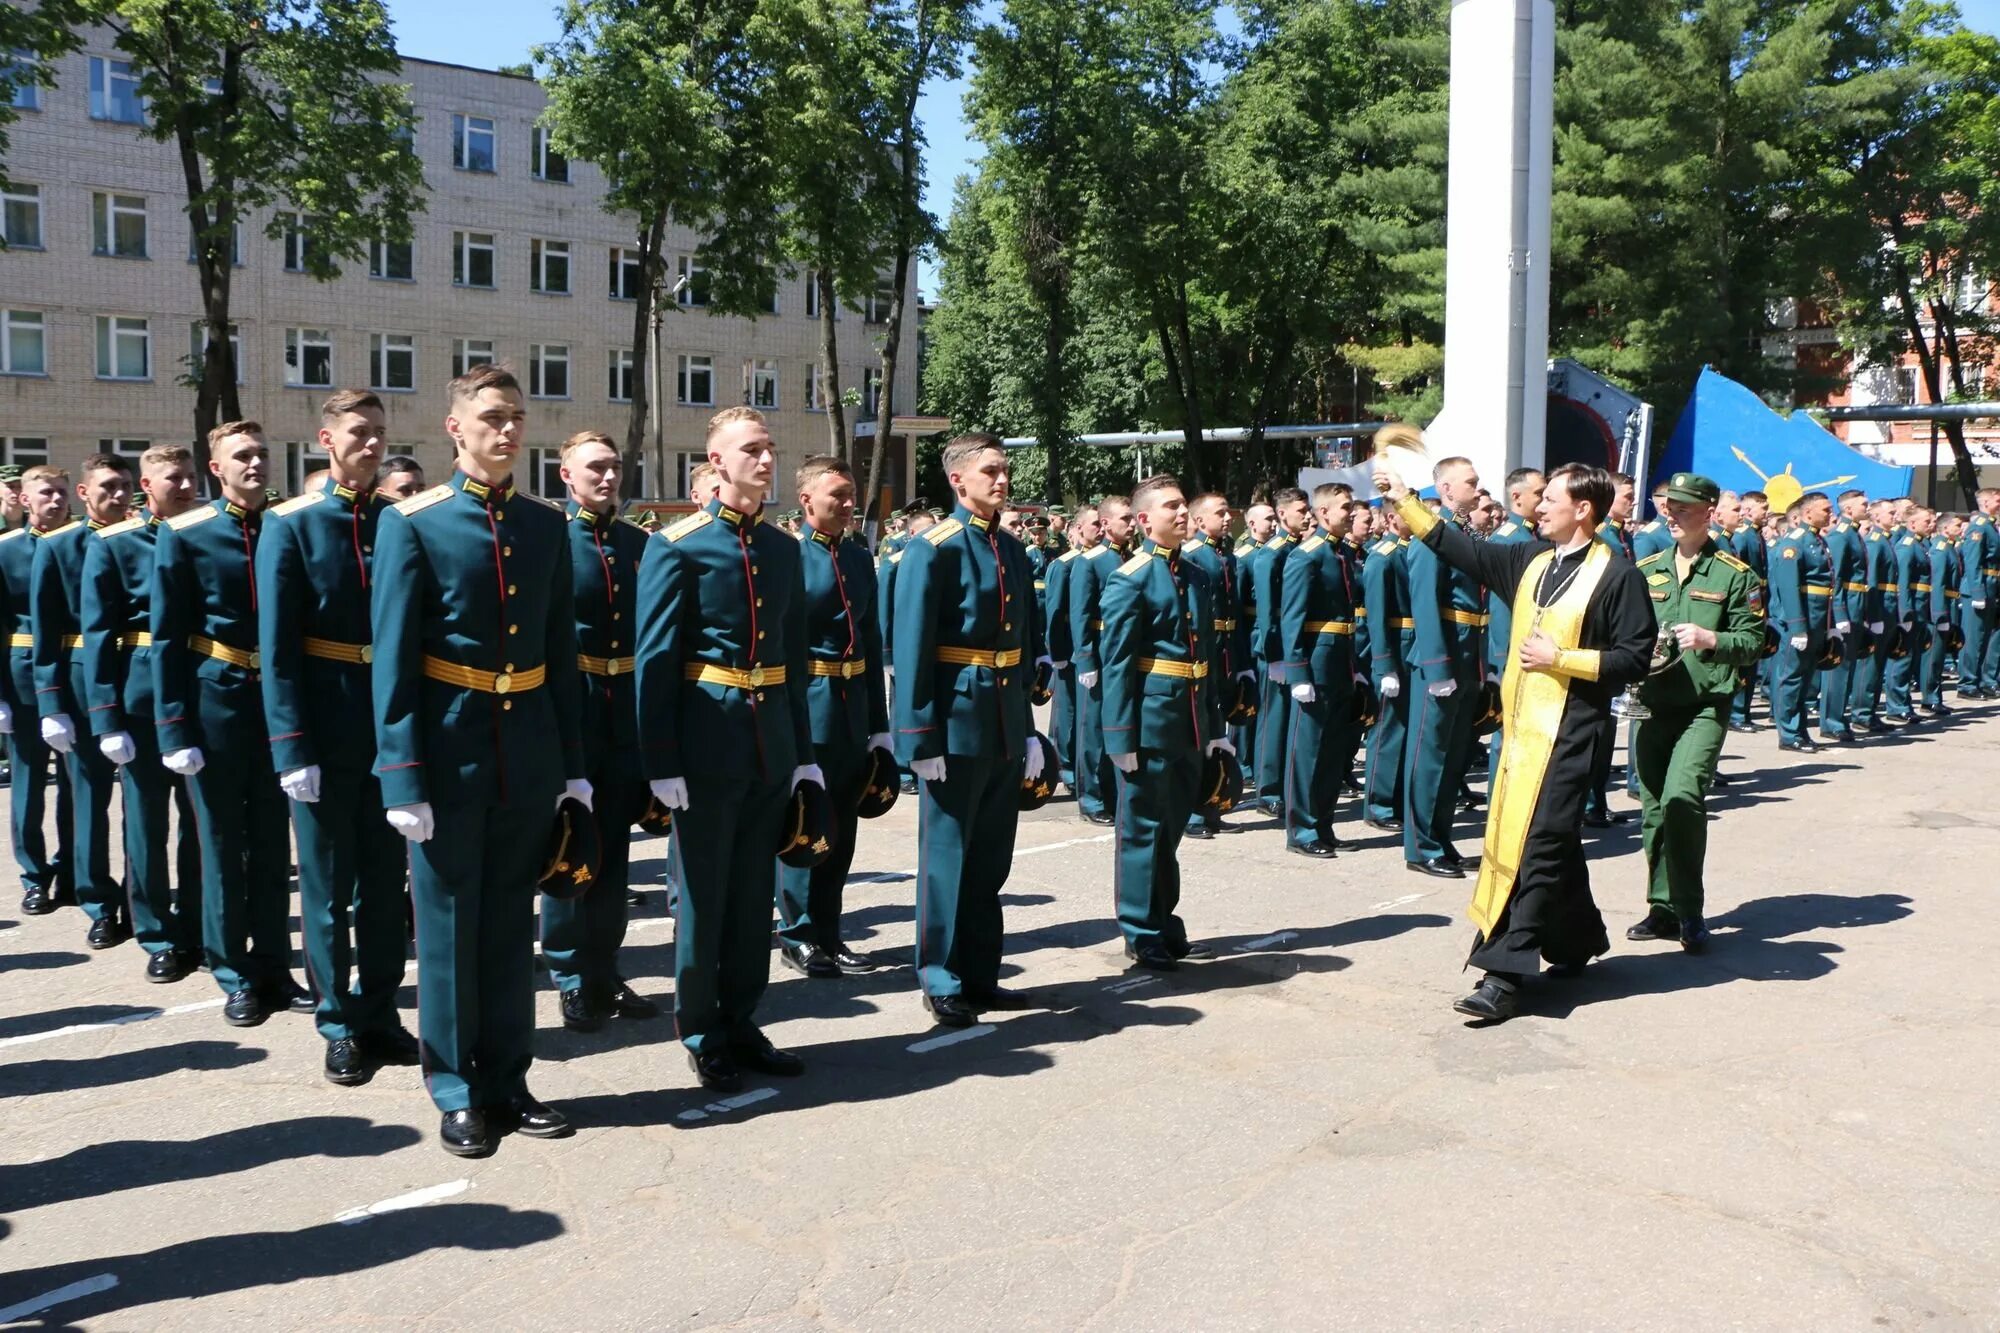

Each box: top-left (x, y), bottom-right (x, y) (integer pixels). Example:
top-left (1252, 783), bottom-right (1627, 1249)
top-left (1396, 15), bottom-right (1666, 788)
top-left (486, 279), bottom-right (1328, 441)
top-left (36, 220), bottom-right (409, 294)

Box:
top-left (1, 466), bottom-right (74, 915)
top-left (1070, 496), bottom-right (1134, 825)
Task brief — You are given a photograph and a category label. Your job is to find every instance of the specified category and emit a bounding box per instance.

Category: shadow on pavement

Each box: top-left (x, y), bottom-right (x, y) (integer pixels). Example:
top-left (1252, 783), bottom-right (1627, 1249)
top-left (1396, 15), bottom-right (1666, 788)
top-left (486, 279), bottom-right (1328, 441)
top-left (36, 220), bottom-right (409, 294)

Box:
top-left (0, 1040), bottom-right (266, 1103)
top-left (0, 1114), bottom-right (422, 1212)
top-left (0, 1004), bottom-right (161, 1043)
top-left (0, 951), bottom-right (90, 975)
top-left (0, 1203), bottom-right (563, 1324)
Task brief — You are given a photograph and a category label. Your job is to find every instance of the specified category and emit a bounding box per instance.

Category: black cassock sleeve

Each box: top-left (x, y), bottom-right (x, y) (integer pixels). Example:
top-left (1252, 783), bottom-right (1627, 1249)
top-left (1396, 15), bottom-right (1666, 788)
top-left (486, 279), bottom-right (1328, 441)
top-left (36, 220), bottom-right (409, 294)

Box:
top-left (1423, 511), bottom-right (1550, 593)
top-left (1586, 557), bottom-right (1658, 691)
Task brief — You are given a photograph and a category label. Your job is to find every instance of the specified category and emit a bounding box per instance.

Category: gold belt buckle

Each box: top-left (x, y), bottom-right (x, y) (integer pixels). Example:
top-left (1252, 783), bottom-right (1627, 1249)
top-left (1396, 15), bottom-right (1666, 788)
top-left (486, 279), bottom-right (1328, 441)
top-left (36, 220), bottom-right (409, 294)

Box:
top-left (748, 663), bottom-right (767, 689)
top-left (249, 651), bottom-right (262, 670)
top-left (359, 645), bottom-right (374, 664)
top-left (494, 671), bottom-right (514, 695)
top-left (604, 657), bottom-right (620, 676)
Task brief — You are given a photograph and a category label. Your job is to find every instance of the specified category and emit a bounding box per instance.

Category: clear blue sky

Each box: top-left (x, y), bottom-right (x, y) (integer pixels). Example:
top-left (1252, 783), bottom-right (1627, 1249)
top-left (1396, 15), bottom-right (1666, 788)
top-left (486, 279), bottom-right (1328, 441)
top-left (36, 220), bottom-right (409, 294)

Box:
top-left (383, 0), bottom-right (2000, 301)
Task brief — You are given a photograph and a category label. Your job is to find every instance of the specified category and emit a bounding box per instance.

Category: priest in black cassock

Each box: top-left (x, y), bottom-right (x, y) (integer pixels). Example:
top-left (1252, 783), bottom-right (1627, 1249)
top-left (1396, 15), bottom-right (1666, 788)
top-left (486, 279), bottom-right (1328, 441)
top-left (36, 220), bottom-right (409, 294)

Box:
top-left (1374, 458), bottom-right (1656, 1023)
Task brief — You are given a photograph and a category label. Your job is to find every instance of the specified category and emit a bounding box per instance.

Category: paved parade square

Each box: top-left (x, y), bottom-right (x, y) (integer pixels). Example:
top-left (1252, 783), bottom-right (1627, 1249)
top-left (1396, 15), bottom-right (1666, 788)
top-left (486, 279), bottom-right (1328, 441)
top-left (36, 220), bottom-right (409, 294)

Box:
top-left (3, 706), bottom-right (1997, 1330)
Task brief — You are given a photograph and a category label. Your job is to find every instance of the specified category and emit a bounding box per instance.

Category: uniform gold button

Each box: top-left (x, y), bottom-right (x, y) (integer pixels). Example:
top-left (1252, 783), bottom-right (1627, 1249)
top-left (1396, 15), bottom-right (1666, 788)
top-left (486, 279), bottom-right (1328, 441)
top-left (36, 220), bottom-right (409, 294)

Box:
top-left (495, 510), bottom-right (505, 520)
top-left (613, 583), bottom-right (621, 593)
top-left (755, 598), bottom-right (763, 608)
top-left (752, 566), bottom-right (760, 575)
top-left (503, 546), bottom-right (513, 557)
top-left (508, 625), bottom-right (518, 635)
top-left (502, 699), bottom-right (513, 711)
top-left (610, 640), bottom-right (619, 649)
top-left (1004, 622), bottom-right (1012, 632)
top-left (755, 692), bottom-right (766, 702)
top-left (612, 612), bottom-right (621, 621)
top-left (757, 630), bottom-right (765, 640)
top-left (606, 555), bottom-right (616, 564)
top-left (1000, 676), bottom-right (1010, 686)
top-left (505, 663), bottom-right (516, 672)
top-left (507, 584), bottom-right (517, 595)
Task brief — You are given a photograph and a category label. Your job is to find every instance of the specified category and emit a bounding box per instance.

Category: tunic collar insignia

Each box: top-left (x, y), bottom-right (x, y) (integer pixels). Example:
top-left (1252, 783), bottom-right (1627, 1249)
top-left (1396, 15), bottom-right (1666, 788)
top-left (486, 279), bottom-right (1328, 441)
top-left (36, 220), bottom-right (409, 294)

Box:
top-left (455, 472), bottom-right (515, 505)
top-left (221, 499), bottom-right (257, 520)
top-left (567, 501), bottom-right (615, 529)
top-left (709, 499), bottom-right (762, 527)
top-left (807, 524), bottom-right (837, 547)
top-left (327, 479), bottom-right (373, 506)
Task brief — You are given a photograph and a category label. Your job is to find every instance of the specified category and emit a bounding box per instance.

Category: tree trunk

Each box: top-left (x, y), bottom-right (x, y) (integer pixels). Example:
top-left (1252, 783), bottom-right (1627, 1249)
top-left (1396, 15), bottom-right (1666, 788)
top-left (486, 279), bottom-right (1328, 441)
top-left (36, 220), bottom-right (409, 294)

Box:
top-left (1889, 242), bottom-right (1979, 503)
top-left (815, 267), bottom-right (848, 458)
top-left (623, 213), bottom-right (667, 500)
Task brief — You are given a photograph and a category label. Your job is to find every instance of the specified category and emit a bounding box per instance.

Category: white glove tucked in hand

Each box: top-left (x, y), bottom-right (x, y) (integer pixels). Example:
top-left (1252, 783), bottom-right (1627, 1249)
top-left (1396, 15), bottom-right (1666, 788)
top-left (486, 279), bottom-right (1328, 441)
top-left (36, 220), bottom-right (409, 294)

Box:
top-left (1025, 741), bottom-right (1045, 782)
top-left (1790, 634), bottom-right (1808, 651)
top-left (99, 732), bottom-right (137, 767)
top-left (1868, 621), bottom-right (1885, 636)
top-left (386, 802), bottom-right (435, 843)
top-left (1235, 669), bottom-right (1256, 683)
top-left (910, 756), bottom-right (947, 783)
top-left (162, 746), bottom-right (205, 776)
top-left (867, 731), bottom-right (892, 754)
top-left (280, 765), bottom-right (321, 803)
top-left (1110, 751), bottom-right (1139, 773)
top-left (1205, 736), bottom-right (1235, 757)
top-left (649, 777), bottom-right (689, 811)
top-left (1290, 683), bottom-right (1316, 703)
top-left (0, 701), bottom-right (12, 735)
top-left (40, 714), bottom-right (75, 753)
top-left (1975, 600), bottom-right (1989, 611)
top-left (1426, 679), bottom-right (1457, 698)
top-left (790, 764), bottom-right (825, 793)
top-left (561, 777), bottom-right (594, 811)
top-left (1378, 675), bottom-right (1402, 700)
top-left (1833, 620), bottom-right (1851, 637)
top-left (1078, 670), bottom-right (1099, 690)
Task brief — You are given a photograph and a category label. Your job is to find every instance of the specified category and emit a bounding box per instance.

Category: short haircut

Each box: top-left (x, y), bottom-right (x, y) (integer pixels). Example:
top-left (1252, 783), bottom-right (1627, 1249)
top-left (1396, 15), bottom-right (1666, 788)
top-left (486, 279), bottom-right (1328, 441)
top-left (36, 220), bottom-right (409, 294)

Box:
top-left (447, 362), bottom-right (519, 406)
top-left (20, 464), bottom-right (67, 486)
top-left (1611, 472), bottom-right (1635, 489)
top-left (707, 404), bottom-right (767, 445)
top-left (1191, 491), bottom-right (1228, 514)
top-left (1130, 474), bottom-right (1182, 513)
top-left (321, 388), bottom-right (384, 423)
top-left (1504, 467), bottom-right (1543, 493)
top-left (300, 468), bottom-right (330, 494)
top-left (797, 454), bottom-right (854, 492)
top-left (140, 444), bottom-right (193, 469)
top-left (1743, 490), bottom-right (1767, 503)
top-left (1801, 490), bottom-right (1830, 506)
top-left (1432, 456), bottom-right (1473, 482)
top-left (1548, 463), bottom-right (1613, 525)
top-left (81, 452), bottom-right (130, 476)
top-left (381, 455), bottom-right (423, 478)
top-left (1650, 480), bottom-right (1669, 496)
top-left (688, 461), bottom-right (718, 491)
top-left (1075, 504), bottom-right (1099, 521)
top-left (560, 429), bottom-right (618, 460)
top-left (942, 431), bottom-right (1005, 476)
top-left (1273, 487), bottom-right (1308, 510)
top-left (1837, 488), bottom-right (1865, 504)
top-left (1979, 487), bottom-right (2000, 501)
top-left (208, 419), bottom-right (264, 449)
top-left (1097, 493), bottom-right (1132, 515)
top-left (1311, 481), bottom-right (1353, 507)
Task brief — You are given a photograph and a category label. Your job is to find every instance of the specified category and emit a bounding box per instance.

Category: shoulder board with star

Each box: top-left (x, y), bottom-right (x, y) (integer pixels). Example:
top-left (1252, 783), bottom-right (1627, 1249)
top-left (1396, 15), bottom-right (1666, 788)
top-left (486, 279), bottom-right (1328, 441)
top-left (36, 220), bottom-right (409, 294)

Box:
top-left (1082, 543), bottom-right (1114, 560)
top-left (269, 491), bottom-right (327, 519)
top-left (924, 518), bottom-right (963, 545)
top-left (1298, 534), bottom-right (1324, 553)
top-left (0, 528), bottom-right (26, 543)
top-left (1055, 549), bottom-right (1080, 564)
top-left (1115, 550), bottom-right (1152, 577)
top-left (1233, 540), bottom-right (1255, 557)
top-left (522, 493), bottom-right (563, 512)
top-left (1636, 549), bottom-right (1668, 568)
top-left (40, 520), bottom-right (79, 539)
top-left (1900, 536), bottom-right (1915, 546)
top-left (618, 516), bottom-right (649, 532)
top-left (95, 516), bottom-right (146, 539)
top-left (1373, 538), bottom-right (1398, 556)
top-left (393, 484), bottom-right (455, 517)
top-left (1715, 550), bottom-right (1751, 575)
top-left (662, 510), bottom-right (714, 542)
top-left (1497, 521), bottom-right (1517, 537)
top-left (166, 508), bottom-right (218, 532)
top-left (1264, 535), bottom-right (1288, 550)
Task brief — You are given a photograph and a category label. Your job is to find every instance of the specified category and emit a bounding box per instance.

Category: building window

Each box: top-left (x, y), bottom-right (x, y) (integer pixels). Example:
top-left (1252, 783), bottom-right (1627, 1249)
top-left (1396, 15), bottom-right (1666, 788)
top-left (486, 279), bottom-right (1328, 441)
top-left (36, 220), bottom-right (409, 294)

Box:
top-left (279, 211), bottom-right (318, 273)
top-left (91, 192), bottom-right (148, 258)
top-left (283, 327), bottom-right (333, 389)
top-left (2, 437), bottom-right (50, 468)
top-left (452, 113), bottom-right (496, 172)
top-left (805, 362), bottom-right (827, 411)
top-left (189, 219), bottom-right (242, 267)
top-left (369, 236), bottom-right (414, 281)
top-left (748, 358), bottom-right (778, 409)
top-left (530, 447), bottom-right (565, 500)
top-left (453, 230), bottom-right (496, 288)
top-left (95, 315), bottom-right (151, 380)
top-left (532, 126), bottom-right (569, 183)
top-left (1, 184), bottom-right (42, 248)
top-left (9, 53), bottom-right (40, 111)
top-left (677, 353), bottom-right (713, 406)
top-left (100, 438), bottom-right (149, 464)
top-left (608, 347), bottom-right (634, 403)
top-left (1895, 366), bottom-right (1921, 406)
top-left (804, 272), bottom-right (840, 321)
top-left (862, 365), bottom-right (882, 418)
top-left (530, 342), bottom-right (571, 399)
top-left (281, 441), bottom-right (331, 496)
top-left (187, 321), bottom-right (242, 383)
top-left (865, 285), bottom-right (894, 324)
top-left (1, 310), bottom-right (45, 375)
top-left (88, 57), bottom-right (145, 124)
top-left (531, 238), bottom-right (571, 295)
top-left (452, 337), bottom-right (495, 378)
top-left (609, 247), bottom-right (645, 301)
top-left (369, 333), bottom-right (416, 391)
top-left (677, 255), bottom-right (710, 307)
top-left (673, 450), bottom-right (707, 499)
top-left (1958, 269), bottom-right (1989, 312)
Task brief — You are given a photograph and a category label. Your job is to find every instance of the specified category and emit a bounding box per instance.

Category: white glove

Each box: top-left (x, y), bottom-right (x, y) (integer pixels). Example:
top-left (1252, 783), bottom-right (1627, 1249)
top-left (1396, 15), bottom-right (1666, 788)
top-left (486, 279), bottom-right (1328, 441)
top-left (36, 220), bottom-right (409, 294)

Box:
top-left (1974, 600), bottom-right (1987, 610)
top-left (385, 802), bottom-right (435, 843)
top-left (1426, 679), bottom-right (1457, 698)
top-left (1235, 669), bottom-right (1256, 683)
top-left (650, 777), bottom-right (689, 811)
top-left (562, 777), bottom-right (594, 811)
top-left (910, 756), bottom-right (947, 782)
top-left (1902, 617), bottom-right (1914, 629)
top-left (1051, 660), bottom-right (1070, 671)
top-left (884, 666), bottom-right (895, 688)
top-left (1379, 675), bottom-right (1402, 699)
top-left (0, 701), bottom-right (11, 734)
top-left (1109, 751), bottom-right (1138, 773)
top-left (99, 731), bottom-right (137, 767)
top-left (1206, 736), bottom-right (1235, 756)
top-left (790, 764), bottom-right (825, 793)
top-left (1034, 655), bottom-right (1054, 671)
top-left (1024, 741), bottom-right (1045, 782)
top-left (1078, 670), bottom-right (1099, 689)
top-left (41, 714), bottom-right (75, 753)
top-left (1790, 634), bottom-right (1808, 651)
top-left (867, 731), bottom-right (892, 754)
top-left (1833, 620), bottom-right (1850, 636)
top-left (1868, 621), bottom-right (1884, 635)
top-left (280, 765), bottom-right (321, 803)
top-left (162, 746), bottom-right (205, 776)
top-left (1290, 683), bottom-right (1316, 703)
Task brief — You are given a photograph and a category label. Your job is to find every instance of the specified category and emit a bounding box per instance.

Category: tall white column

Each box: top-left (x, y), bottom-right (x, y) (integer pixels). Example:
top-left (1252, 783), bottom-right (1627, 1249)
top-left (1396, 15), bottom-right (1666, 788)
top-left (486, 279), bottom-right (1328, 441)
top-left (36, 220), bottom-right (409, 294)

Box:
top-left (1425, 0), bottom-right (1556, 491)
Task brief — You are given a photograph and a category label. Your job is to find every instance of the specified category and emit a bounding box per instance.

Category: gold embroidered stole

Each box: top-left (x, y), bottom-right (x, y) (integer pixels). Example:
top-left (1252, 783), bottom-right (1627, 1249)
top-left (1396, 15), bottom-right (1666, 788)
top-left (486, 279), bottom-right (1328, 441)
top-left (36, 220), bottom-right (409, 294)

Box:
top-left (1468, 541), bottom-right (1612, 936)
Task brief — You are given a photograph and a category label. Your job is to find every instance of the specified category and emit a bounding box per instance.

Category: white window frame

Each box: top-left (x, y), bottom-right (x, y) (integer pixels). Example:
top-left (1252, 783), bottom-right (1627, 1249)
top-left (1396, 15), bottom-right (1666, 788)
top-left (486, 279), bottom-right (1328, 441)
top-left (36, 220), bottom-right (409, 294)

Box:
top-left (748, 357), bottom-right (778, 409)
top-left (96, 315), bottom-right (151, 381)
top-left (530, 238), bottom-right (571, 295)
top-left (532, 125), bottom-right (570, 183)
top-left (369, 235), bottom-right (414, 281)
top-left (1, 183), bottom-right (42, 249)
top-left (1895, 366), bottom-right (1921, 406)
top-left (804, 271), bottom-right (841, 322)
top-left (1, 437), bottom-right (50, 469)
top-left (530, 342), bottom-right (571, 400)
top-left (369, 332), bottom-right (416, 392)
top-left (188, 218), bottom-right (243, 267)
top-left (452, 112), bottom-right (496, 173)
top-left (677, 254), bottom-right (709, 307)
top-left (283, 326), bottom-right (334, 389)
top-left (862, 365), bottom-right (882, 418)
top-left (10, 54), bottom-right (40, 112)
top-left (279, 211), bottom-right (317, 273)
top-left (677, 353), bottom-right (714, 406)
top-left (805, 362), bottom-right (827, 412)
top-left (100, 438), bottom-right (150, 465)
top-left (281, 441), bottom-right (332, 496)
top-left (453, 230), bottom-right (496, 288)
top-left (187, 321), bottom-right (242, 384)
top-left (88, 56), bottom-right (145, 125)
top-left (673, 450), bottom-right (707, 500)
top-left (608, 347), bottom-right (634, 403)
top-left (1, 309), bottom-right (47, 376)
top-left (609, 247), bottom-right (644, 301)
top-left (452, 338), bottom-right (496, 378)
top-left (865, 285), bottom-right (894, 324)
top-left (91, 192), bottom-right (148, 258)
top-left (529, 447), bottom-right (565, 500)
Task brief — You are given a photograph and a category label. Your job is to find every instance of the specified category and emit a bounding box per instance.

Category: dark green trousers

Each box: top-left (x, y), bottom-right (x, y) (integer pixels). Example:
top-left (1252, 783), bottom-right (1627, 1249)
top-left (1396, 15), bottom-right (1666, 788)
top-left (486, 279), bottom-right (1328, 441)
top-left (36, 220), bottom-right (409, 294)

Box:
top-left (670, 768), bottom-right (787, 1055)
top-left (1403, 681), bottom-right (1476, 862)
top-left (190, 744), bottom-right (292, 995)
top-left (915, 755), bottom-right (1021, 998)
top-left (6, 721), bottom-right (69, 896)
top-left (1114, 747), bottom-right (1201, 946)
top-left (1074, 680), bottom-right (1112, 819)
top-left (294, 765), bottom-right (407, 1042)
top-left (64, 738), bottom-right (121, 923)
top-left (1882, 629), bottom-right (1919, 718)
top-left (1254, 672), bottom-right (1289, 803)
top-left (1635, 699), bottom-right (1728, 922)
top-left (1773, 632), bottom-right (1823, 746)
top-left (1285, 687), bottom-right (1355, 848)
top-left (777, 742), bottom-right (865, 952)
top-left (540, 764), bottom-right (644, 997)
top-left (410, 799), bottom-right (542, 1113)
top-left (121, 725), bottom-right (201, 956)
top-left (1363, 684), bottom-right (1408, 825)
top-left (1919, 624), bottom-right (1947, 708)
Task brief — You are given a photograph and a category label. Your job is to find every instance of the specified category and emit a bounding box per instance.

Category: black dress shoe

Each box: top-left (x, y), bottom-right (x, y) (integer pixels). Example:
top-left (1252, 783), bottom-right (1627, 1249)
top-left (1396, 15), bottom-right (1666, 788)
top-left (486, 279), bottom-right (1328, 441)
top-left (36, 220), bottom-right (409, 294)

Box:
top-left (495, 1094), bottom-right (572, 1138)
top-left (324, 1038), bottom-right (370, 1086)
top-left (86, 915), bottom-right (128, 950)
top-left (1679, 915), bottom-right (1711, 955)
top-left (688, 1046), bottom-right (744, 1092)
top-left (20, 885), bottom-right (54, 915)
top-left (922, 992), bottom-right (977, 1028)
top-left (362, 1026), bottom-right (422, 1066)
top-left (1184, 823), bottom-right (1215, 840)
top-left (1171, 940), bottom-right (1215, 961)
top-left (223, 988), bottom-right (267, 1027)
top-left (1452, 975), bottom-right (1518, 1022)
top-left (625, 887), bottom-right (645, 906)
top-left (1816, 730), bottom-right (1850, 745)
top-left (264, 977), bottom-right (315, 1014)
top-left (1625, 909), bottom-right (1681, 942)
top-left (1546, 961), bottom-right (1587, 979)
top-left (1286, 839), bottom-right (1336, 859)
top-left (1364, 817), bottom-right (1403, 833)
top-left (1439, 847), bottom-right (1466, 866)
top-left (1080, 809), bottom-right (1115, 826)
top-left (1581, 809), bottom-right (1613, 829)
top-left (1457, 792), bottom-right (1483, 812)
top-left (440, 1109), bottom-right (494, 1158)
top-left (1777, 739), bottom-right (1819, 754)
top-left (827, 948), bottom-right (878, 976)
top-left (1256, 797), bottom-right (1283, 817)
top-left (1343, 777), bottom-right (1365, 796)
top-left (1124, 938), bottom-right (1179, 971)
top-left (780, 943), bottom-right (840, 979)
top-left (560, 987), bottom-right (605, 1033)
top-left (730, 1030), bottom-right (805, 1077)
top-left (145, 948), bottom-right (192, 984)
top-left (606, 982), bottom-right (661, 1019)
top-left (1407, 857), bottom-right (1465, 879)
top-left (966, 985), bottom-right (1029, 1011)
top-left (1728, 722), bottom-right (1759, 735)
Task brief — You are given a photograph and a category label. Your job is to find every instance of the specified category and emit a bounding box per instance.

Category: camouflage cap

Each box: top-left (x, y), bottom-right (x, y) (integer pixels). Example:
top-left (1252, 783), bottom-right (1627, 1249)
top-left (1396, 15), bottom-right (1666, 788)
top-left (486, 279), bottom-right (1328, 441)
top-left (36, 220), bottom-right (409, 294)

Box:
top-left (0, 464), bottom-right (22, 482)
top-left (1665, 472), bottom-right (1721, 505)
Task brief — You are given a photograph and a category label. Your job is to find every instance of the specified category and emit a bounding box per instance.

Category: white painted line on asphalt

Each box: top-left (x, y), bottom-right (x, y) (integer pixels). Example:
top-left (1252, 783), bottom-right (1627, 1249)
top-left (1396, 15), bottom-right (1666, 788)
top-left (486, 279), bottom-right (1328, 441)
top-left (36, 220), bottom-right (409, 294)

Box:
top-left (676, 1087), bottom-right (779, 1122)
top-left (0, 997), bottom-right (224, 1050)
top-left (1103, 976), bottom-right (1156, 995)
top-left (1016, 833), bottom-right (1115, 857)
top-left (906, 1023), bottom-right (996, 1053)
top-left (1370, 892), bottom-right (1432, 912)
top-left (1233, 931), bottom-right (1299, 952)
top-left (0, 1273), bottom-right (119, 1322)
top-left (334, 1178), bottom-right (469, 1225)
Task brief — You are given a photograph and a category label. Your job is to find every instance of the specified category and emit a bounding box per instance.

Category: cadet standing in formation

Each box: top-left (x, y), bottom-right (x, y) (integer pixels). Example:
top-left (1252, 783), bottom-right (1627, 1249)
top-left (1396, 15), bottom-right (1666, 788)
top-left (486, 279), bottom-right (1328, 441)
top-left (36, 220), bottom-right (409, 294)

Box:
top-left (1276, 482), bottom-right (1361, 858)
top-left (1069, 496), bottom-right (1132, 825)
top-left (1247, 488), bottom-right (1309, 813)
top-left (1360, 502), bottom-right (1411, 833)
top-left (1402, 457), bottom-right (1487, 878)
top-left (1179, 491), bottom-right (1250, 840)
top-left (2, 466), bottom-right (74, 916)
top-left (1960, 489), bottom-right (2000, 697)
top-left (1769, 492), bottom-right (1836, 752)
top-left (1043, 506), bottom-right (1083, 792)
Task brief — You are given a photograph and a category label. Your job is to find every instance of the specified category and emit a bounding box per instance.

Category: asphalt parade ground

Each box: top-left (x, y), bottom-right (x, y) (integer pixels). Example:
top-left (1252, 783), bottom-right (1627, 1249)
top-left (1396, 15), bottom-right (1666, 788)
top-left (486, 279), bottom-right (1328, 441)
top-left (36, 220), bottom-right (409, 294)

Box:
top-left (3, 700), bottom-right (1999, 1330)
